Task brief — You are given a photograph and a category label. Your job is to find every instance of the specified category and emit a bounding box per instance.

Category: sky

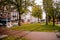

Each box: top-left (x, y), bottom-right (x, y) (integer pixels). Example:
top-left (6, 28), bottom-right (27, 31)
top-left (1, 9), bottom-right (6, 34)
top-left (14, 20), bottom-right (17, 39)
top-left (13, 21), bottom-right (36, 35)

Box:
top-left (28, 0), bottom-right (43, 11)
top-left (35, 0), bottom-right (42, 5)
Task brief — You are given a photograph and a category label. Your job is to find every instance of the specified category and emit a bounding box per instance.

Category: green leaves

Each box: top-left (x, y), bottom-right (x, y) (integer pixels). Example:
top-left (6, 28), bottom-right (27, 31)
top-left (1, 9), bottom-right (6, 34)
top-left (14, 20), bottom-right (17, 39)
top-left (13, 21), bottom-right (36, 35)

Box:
top-left (43, 0), bottom-right (53, 17)
top-left (32, 5), bottom-right (42, 19)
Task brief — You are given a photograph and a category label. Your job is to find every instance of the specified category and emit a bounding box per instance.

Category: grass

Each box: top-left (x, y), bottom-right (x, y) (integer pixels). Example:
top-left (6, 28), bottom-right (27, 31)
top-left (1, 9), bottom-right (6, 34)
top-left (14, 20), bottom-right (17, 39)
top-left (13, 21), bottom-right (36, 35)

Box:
top-left (1, 36), bottom-right (28, 40)
top-left (3, 23), bottom-right (60, 40)
top-left (9, 23), bottom-right (60, 32)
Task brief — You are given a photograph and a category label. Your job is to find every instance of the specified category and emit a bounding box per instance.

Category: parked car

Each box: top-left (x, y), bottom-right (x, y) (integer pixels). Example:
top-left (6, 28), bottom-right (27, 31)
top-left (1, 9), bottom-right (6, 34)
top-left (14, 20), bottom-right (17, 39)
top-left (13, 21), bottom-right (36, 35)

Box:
top-left (0, 18), bottom-right (10, 27)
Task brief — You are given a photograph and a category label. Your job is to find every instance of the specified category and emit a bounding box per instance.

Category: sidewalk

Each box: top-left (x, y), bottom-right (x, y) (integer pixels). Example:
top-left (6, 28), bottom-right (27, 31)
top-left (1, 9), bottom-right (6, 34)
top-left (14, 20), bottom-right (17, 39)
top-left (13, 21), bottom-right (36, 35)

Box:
top-left (0, 28), bottom-right (59, 40)
top-left (7, 31), bottom-right (59, 40)
top-left (24, 32), bottom-right (58, 40)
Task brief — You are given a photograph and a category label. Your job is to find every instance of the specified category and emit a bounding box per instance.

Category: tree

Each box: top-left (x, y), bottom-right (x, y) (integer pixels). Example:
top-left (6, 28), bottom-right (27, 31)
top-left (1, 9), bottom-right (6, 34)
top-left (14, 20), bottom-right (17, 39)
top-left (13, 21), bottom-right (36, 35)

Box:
top-left (51, 0), bottom-right (60, 26)
top-left (43, 0), bottom-right (55, 26)
top-left (54, 2), bottom-right (60, 24)
top-left (0, 0), bottom-right (33, 26)
top-left (32, 5), bottom-right (42, 23)
top-left (11, 0), bottom-right (35, 26)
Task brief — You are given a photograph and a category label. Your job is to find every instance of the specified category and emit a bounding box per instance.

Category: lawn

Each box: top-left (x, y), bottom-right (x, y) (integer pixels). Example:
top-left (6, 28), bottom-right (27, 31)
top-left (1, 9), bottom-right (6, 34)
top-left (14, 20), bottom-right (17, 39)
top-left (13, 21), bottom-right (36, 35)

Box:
top-left (9, 23), bottom-right (60, 32)
top-left (2, 23), bottom-right (60, 40)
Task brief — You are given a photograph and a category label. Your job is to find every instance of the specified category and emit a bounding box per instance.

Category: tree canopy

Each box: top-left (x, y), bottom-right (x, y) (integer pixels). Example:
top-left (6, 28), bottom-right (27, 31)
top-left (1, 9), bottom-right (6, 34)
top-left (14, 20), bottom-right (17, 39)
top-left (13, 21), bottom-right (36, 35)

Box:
top-left (32, 5), bottom-right (42, 19)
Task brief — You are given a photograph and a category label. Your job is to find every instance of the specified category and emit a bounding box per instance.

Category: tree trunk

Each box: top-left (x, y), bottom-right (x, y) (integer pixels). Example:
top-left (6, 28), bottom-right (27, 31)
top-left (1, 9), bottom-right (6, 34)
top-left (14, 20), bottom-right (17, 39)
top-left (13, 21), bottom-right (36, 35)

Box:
top-left (38, 18), bottom-right (40, 23)
top-left (18, 0), bottom-right (22, 26)
top-left (38, 13), bottom-right (40, 23)
top-left (53, 11), bottom-right (55, 26)
top-left (18, 12), bottom-right (21, 26)
top-left (53, 15), bottom-right (55, 26)
top-left (17, 6), bottom-right (21, 26)
top-left (46, 12), bottom-right (48, 25)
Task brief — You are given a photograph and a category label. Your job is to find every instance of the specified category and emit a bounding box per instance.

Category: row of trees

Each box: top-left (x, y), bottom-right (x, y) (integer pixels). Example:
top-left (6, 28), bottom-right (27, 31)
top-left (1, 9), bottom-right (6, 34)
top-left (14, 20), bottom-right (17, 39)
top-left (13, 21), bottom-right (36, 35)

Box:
top-left (43, 0), bottom-right (60, 26)
top-left (32, 0), bottom-right (60, 26)
top-left (0, 0), bottom-right (60, 26)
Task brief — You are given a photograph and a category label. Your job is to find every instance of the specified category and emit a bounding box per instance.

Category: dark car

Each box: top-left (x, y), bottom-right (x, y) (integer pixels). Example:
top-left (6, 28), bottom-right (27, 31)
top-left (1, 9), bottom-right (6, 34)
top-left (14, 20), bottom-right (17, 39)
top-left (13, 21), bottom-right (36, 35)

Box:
top-left (0, 18), bottom-right (10, 27)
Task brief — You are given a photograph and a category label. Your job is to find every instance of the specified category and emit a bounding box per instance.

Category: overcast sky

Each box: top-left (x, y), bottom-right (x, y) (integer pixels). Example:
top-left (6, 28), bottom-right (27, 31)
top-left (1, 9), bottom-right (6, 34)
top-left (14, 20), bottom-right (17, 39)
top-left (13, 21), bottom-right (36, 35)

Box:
top-left (35, 0), bottom-right (60, 5)
top-left (35, 0), bottom-right (42, 5)
top-left (28, 0), bottom-right (42, 11)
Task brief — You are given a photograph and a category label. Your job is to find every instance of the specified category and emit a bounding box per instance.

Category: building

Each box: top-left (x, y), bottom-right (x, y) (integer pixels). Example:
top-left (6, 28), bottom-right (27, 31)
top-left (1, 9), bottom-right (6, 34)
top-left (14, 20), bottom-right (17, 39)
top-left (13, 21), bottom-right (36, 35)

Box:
top-left (0, 11), bottom-right (18, 28)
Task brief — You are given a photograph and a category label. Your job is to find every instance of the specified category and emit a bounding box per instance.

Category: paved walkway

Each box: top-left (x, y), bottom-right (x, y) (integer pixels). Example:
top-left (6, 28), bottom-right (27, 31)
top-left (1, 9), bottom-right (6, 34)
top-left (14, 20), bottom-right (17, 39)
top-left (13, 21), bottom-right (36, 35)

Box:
top-left (6, 30), bottom-right (59, 40)
top-left (25, 32), bottom-right (58, 40)
top-left (0, 28), bottom-right (59, 40)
